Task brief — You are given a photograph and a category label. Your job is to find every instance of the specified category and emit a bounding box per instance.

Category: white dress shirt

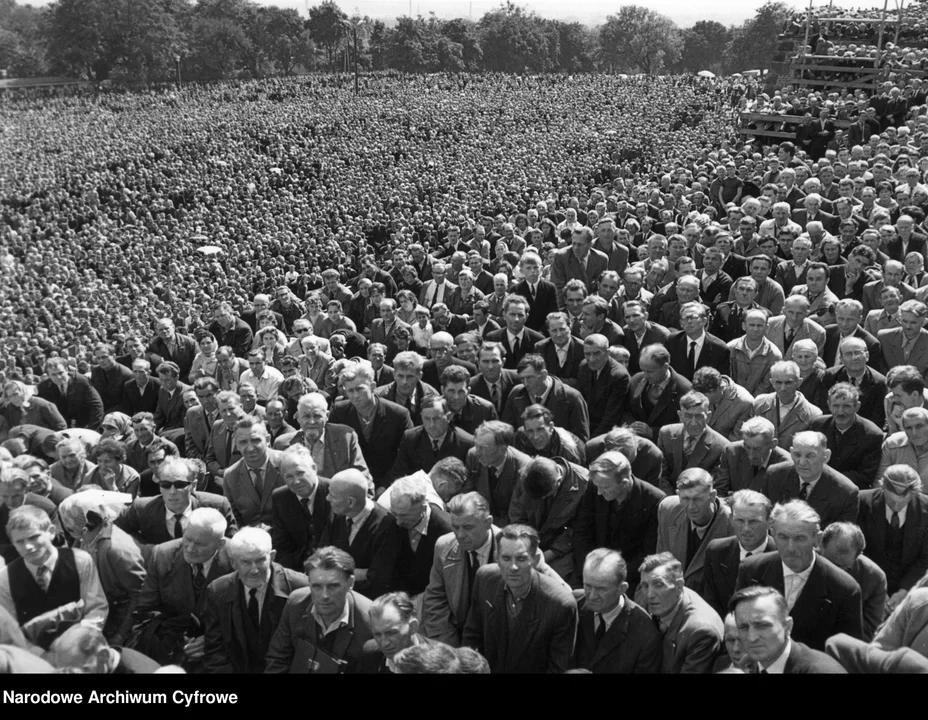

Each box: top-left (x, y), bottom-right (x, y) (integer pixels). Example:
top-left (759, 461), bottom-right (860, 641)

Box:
top-left (686, 332), bottom-right (706, 366)
top-left (348, 499), bottom-right (376, 545)
top-left (165, 502), bottom-right (193, 539)
top-left (782, 554), bottom-right (816, 610)
top-left (886, 503), bottom-right (908, 528)
top-left (760, 638), bottom-right (792, 673)
top-left (595, 594), bottom-right (626, 634)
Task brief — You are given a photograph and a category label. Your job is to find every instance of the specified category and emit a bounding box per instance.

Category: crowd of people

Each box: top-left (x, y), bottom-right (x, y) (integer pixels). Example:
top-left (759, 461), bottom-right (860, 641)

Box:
top-left (2, 65), bottom-right (928, 674)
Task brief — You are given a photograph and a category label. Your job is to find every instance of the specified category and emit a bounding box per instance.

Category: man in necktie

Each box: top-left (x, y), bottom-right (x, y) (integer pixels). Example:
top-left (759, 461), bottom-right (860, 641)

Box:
top-left (570, 548), bottom-right (661, 673)
top-left (227, 414), bottom-right (284, 528)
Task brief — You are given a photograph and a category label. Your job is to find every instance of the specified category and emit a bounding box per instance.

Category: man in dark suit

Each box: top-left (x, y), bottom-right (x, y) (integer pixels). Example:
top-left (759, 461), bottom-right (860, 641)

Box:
top-left (327, 469), bottom-right (402, 599)
top-left (462, 524), bottom-right (578, 673)
top-left (148, 318), bottom-right (197, 383)
top-left (202, 527), bottom-right (309, 673)
top-left (210, 303), bottom-right (254, 359)
top-left (241, 294), bottom-right (285, 335)
top-left (622, 344), bottom-right (693, 441)
top-left (857, 464), bottom-right (928, 606)
top-left (570, 548), bottom-right (661, 673)
top-left (696, 247), bottom-right (734, 312)
top-left (620, 300), bottom-right (671, 376)
top-left (224, 415), bottom-right (285, 528)
top-left (808, 383), bottom-right (885, 492)
top-left (715, 417), bottom-right (790, 496)
top-left (656, 392), bottom-right (729, 495)
top-left (818, 341), bottom-right (888, 430)
top-left (469, 342), bottom-right (520, 416)
top-left (534, 313), bottom-right (585, 387)
top-left (730, 586), bottom-right (848, 673)
top-left (576, 334), bottom-right (630, 438)
top-left (264, 546), bottom-right (373, 674)
top-left (134, 508), bottom-right (234, 668)
top-left (37, 358), bottom-right (104, 430)
top-left (792, 193), bottom-right (837, 235)
top-left (122, 359), bottom-right (161, 417)
top-left (485, 295), bottom-right (544, 370)
top-left (270, 445), bottom-right (334, 572)
top-left (358, 592), bottom-right (431, 673)
top-left (762, 430), bottom-right (860, 527)
top-left (666, 303), bottom-right (731, 382)
top-left (585, 427), bottom-right (663, 488)
top-left (550, 226), bottom-right (610, 310)
top-left (391, 396), bottom-right (474, 482)
top-left (821, 522), bottom-right (887, 641)
top-left (388, 475), bottom-right (453, 598)
top-left (702, 489), bottom-right (776, 618)
top-left (440, 364), bottom-right (497, 436)
top-left (592, 217), bottom-right (630, 277)
top-left (735, 499), bottom-right (863, 651)
top-left (516, 251), bottom-right (558, 333)
top-left (374, 351), bottom-right (438, 428)
top-left (115, 457), bottom-right (237, 547)
top-left (821, 299), bottom-right (884, 372)
top-left (421, 331), bottom-right (477, 390)
top-left (115, 335), bottom-right (162, 375)
top-left (464, 421), bottom-right (532, 527)
top-left (329, 362), bottom-right (413, 494)
top-left (573, 451), bottom-right (666, 594)
top-left (502, 354), bottom-right (590, 442)
top-left (153, 362), bottom-right (189, 451)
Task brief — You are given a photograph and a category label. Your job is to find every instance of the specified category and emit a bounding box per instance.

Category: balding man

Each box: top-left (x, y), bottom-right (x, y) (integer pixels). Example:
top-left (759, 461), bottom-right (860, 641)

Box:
top-left (762, 430), bottom-right (859, 527)
top-left (767, 294), bottom-right (826, 361)
top-left (577, 334), bottom-right (630, 437)
top-left (122, 357), bottom-right (160, 416)
top-left (211, 302), bottom-right (254, 358)
top-left (37, 357), bottom-right (105, 431)
top-left (422, 331), bottom-right (477, 389)
top-left (202, 527), bottom-right (308, 674)
top-left (502, 354), bottom-right (590, 442)
top-left (328, 469), bottom-right (402, 599)
top-left (715, 416), bottom-right (790, 496)
top-left (49, 625), bottom-right (160, 674)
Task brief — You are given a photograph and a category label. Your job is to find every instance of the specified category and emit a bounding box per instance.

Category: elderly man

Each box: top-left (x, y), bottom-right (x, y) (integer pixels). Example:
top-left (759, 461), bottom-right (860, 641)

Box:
top-left (711, 276), bottom-right (760, 343)
top-left (462, 524), bottom-right (578, 673)
top-left (464, 420), bottom-right (531, 527)
top-left (820, 335), bottom-right (888, 430)
top-left (858, 464), bottom-right (928, 612)
top-left (775, 236), bottom-right (815, 296)
top-left (330, 362), bottom-right (413, 494)
top-left (202, 527), bottom-right (308, 674)
top-left (666, 302), bottom-right (731, 382)
top-left (623, 343), bottom-right (693, 441)
top-left (422, 331), bottom-right (476, 390)
top-left (502, 354), bottom-right (590, 442)
top-left (690, 367), bottom-right (753, 442)
top-left (419, 261), bottom-right (457, 310)
top-left (570, 548), bottom-right (661, 673)
top-left (574, 334), bottom-right (628, 437)
top-left (763, 430), bottom-right (859, 527)
top-left (728, 309), bottom-right (783, 395)
top-left (716, 416), bottom-right (790, 497)
top-left (211, 302), bottom-right (254, 358)
top-left (726, 255), bottom-right (786, 316)
top-left (390, 396), bottom-right (474, 482)
top-left (736, 500), bottom-right (863, 650)
top-left (822, 299), bottom-right (884, 371)
top-left (655, 468), bottom-right (734, 598)
top-left (264, 546), bottom-right (373, 674)
top-left (657, 275), bottom-right (703, 332)
top-left (270, 445), bottom-right (333, 572)
top-left (134, 508), bottom-right (233, 667)
top-left (657, 391), bottom-right (728, 494)
top-left (328, 469), bottom-right (401, 600)
top-left (879, 299), bottom-right (928, 376)
top-left (808, 383), bottom-right (885, 492)
top-left (49, 437), bottom-right (97, 491)
top-left (821, 522), bottom-right (887, 641)
top-left (753, 360), bottom-right (823, 450)
top-left (37, 357), bottom-right (104, 430)
top-left (273, 391), bottom-right (369, 482)
top-left (639, 551), bottom-right (724, 674)
top-left (359, 592), bottom-right (430, 674)
top-left (768, 294), bottom-right (826, 362)
top-left (122, 358), bottom-right (161, 417)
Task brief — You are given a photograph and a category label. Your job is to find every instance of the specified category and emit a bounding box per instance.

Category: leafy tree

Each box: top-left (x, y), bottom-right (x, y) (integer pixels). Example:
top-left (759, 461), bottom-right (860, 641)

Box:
top-left (367, 19), bottom-right (389, 71)
top-left (478, 2), bottom-right (556, 74)
top-left (555, 21), bottom-right (596, 73)
top-left (724, 1), bottom-right (791, 73)
top-left (0, 0), bottom-right (48, 76)
top-left (599, 6), bottom-right (681, 75)
top-left (306, 0), bottom-right (347, 72)
top-left (441, 18), bottom-right (482, 71)
top-left (677, 20), bottom-right (731, 73)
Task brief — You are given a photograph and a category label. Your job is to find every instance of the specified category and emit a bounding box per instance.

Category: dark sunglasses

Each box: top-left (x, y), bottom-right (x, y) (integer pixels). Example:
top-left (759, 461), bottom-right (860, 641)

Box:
top-left (159, 481), bottom-right (194, 491)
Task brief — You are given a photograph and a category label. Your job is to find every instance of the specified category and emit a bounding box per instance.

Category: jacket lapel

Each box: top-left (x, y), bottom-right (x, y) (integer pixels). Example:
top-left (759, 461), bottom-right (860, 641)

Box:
top-left (591, 600), bottom-right (631, 665)
top-left (224, 578), bottom-right (249, 663)
top-left (444, 542), bottom-right (467, 621)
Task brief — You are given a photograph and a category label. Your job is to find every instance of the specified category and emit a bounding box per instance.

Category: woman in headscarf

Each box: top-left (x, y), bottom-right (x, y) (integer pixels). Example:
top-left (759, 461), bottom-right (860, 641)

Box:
top-left (58, 491), bottom-right (145, 645)
top-left (87, 439), bottom-right (140, 498)
top-left (0, 381), bottom-right (67, 437)
top-left (99, 412), bottom-right (135, 446)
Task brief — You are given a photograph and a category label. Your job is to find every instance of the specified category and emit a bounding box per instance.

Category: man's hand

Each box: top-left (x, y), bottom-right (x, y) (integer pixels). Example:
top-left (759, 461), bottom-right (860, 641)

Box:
top-left (886, 589), bottom-right (908, 615)
top-left (184, 635), bottom-right (206, 660)
top-left (629, 421), bottom-right (653, 439)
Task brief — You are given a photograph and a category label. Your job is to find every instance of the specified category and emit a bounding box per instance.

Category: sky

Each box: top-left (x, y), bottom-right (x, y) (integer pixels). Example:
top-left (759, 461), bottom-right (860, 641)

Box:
top-left (20, 0), bottom-right (881, 29)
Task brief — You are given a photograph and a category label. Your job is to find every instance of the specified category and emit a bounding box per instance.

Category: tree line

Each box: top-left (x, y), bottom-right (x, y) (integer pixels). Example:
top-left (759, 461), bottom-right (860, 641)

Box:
top-left (0, 0), bottom-right (793, 83)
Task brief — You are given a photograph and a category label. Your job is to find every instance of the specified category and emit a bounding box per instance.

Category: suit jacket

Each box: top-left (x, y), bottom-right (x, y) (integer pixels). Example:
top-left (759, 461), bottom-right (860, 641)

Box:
top-left (36, 373), bottom-right (104, 430)
top-left (421, 357), bottom-right (477, 390)
top-left (592, 238), bottom-right (630, 277)
top-left (763, 462), bottom-right (859, 527)
top-left (122, 378), bottom-right (161, 417)
top-left (147, 333), bottom-right (198, 382)
top-left (886, 235), bottom-right (928, 264)
top-left (550, 247), bottom-right (610, 310)
top-left (715, 442), bottom-right (791, 496)
top-left (622, 369), bottom-right (693, 439)
top-left (879, 327), bottom-right (928, 376)
top-left (485, 327), bottom-right (545, 371)
top-left (223, 450), bottom-right (286, 528)
top-left (791, 210), bottom-right (838, 236)
top-left (213, 318), bottom-right (254, 359)
top-left (462, 565), bottom-right (577, 674)
top-left (822, 325), bottom-right (884, 372)
top-left (666, 331), bottom-right (730, 382)
top-left (153, 383), bottom-right (189, 432)
top-left (657, 424), bottom-right (729, 495)
top-left (807, 415), bottom-right (885, 491)
top-left (390, 427), bottom-right (475, 482)
top-left (264, 589), bottom-right (372, 674)
top-left (534, 337), bottom-right (585, 386)
top-left (501, 376), bottom-right (590, 442)
top-left (843, 553), bottom-right (887, 641)
top-left (766, 315), bottom-right (826, 361)
top-left (736, 552), bottom-right (863, 650)
top-left (374, 380), bottom-right (438, 427)
top-left (509, 458), bottom-right (588, 582)
top-left (585, 435), bottom-right (663, 488)
top-left (863, 280), bottom-right (916, 318)
top-left (819, 366), bottom-right (887, 431)
top-left (115, 492), bottom-right (237, 547)
top-left (182, 406), bottom-right (214, 462)
top-left (329, 398), bottom-right (413, 491)
top-left (858, 489), bottom-right (928, 595)
top-left (570, 597), bottom-right (662, 673)
top-left (576, 358), bottom-right (630, 436)
top-left (393, 505), bottom-right (453, 596)
top-left (825, 633), bottom-right (928, 674)
top-left (620, 322), bottom-right (671, 375)
top-left (515, 279), bottom-right (559, 332)
top-left (205, 419), bottom-right (241, 477)
top-left (659, 587), bottom-right (724, 674)
top-left (329, 504), bottom-right (402, 599)
top-left (269, 480), bottom-right (333, 571)
top-left (708, 376), bottom-right (755, 442)
top-left (273, 424), bottom-right (370, 482)
top-left (202, 563), bottom-right (309, 673)
top-left (573, 477), bottom-right (666, 591)
top-left (656, 496), bottom-right (734, 597)
top-left (419, 280), bottom-right (458, 309)
top-left (752, 392), bottom-right (823, 451)
top-left (702, 535), bottom-right (777, 618)
top-left (463, 446), bottom-right (532, 528)
top-left (469, 370), bottom-right (520, 415)
top-left (135, 538), bottom-right (233, 620)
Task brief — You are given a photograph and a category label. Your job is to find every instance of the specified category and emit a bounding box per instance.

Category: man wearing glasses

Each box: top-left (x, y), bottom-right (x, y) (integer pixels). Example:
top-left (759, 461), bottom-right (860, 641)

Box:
top-left (666, 302), bottom-right (731, 382)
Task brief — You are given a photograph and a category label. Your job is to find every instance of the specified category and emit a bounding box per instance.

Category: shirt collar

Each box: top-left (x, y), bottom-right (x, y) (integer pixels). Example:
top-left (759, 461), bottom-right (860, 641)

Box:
top-left (412, 504), bottom-right (431, 537)
top-left (349, 498), bottom-right (376, 529)
top-left (782, 552), bottom-right (816, 581)
top-left (599, 595), bottom-right (626, 631)
top-left (508, 329), bottom-right (523, 345)
top-left (473, 530), bottom-right (494, 566)
top-left (312, 596), bottom-right (351, 636)
top-left (165, 502), bottom-right (193, 525)
top-left (27, 548), bottom-right (59, 575)
top-left (762, 639), bottom-right (793, 674)
top-left (886, 502), bottom-right (908, 525)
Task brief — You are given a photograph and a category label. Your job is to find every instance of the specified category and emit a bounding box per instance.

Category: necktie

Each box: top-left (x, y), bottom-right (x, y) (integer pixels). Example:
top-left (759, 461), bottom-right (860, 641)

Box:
top-left (173, 514), bottom-right (184, 539)
top-left (687, 340), bottom-right (696, 374)
top-left (193, 564), bottom-right (207, 596)
top-left (683, 435), bottom-right (696, 462)
top-left (225, 429), bottom-right (234, 461)
top-left (467, 550), bottom-right (478, 590)
top-left (751, 465), bottom-right (761, 477)
top-left (798, 482), bottom-right (811, 501)
top-left (35, 565), bottom-right (50, 592)
top-left (849, 376), bottom-right (858, 387)
top-left (346, 516), bottom-right (354, 540)
top-left (891, 511), bottom-right (901, 529)
top-left (432, 438), bottom-right (441, 453)
top-left (530, 284), bottom-right (536, 300)
top-left (301, 497), bottom-right (312, 518)
top-left (251, 468), bottom-right (264, 496)
top-left (594, 614), bottom-right (607, 645)
top-left (490, 383), bottom-right (500, 410)
top-left (784, 326), bottom-right (795, 347)
top-left (248, 588), bottom-right (260, 626)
